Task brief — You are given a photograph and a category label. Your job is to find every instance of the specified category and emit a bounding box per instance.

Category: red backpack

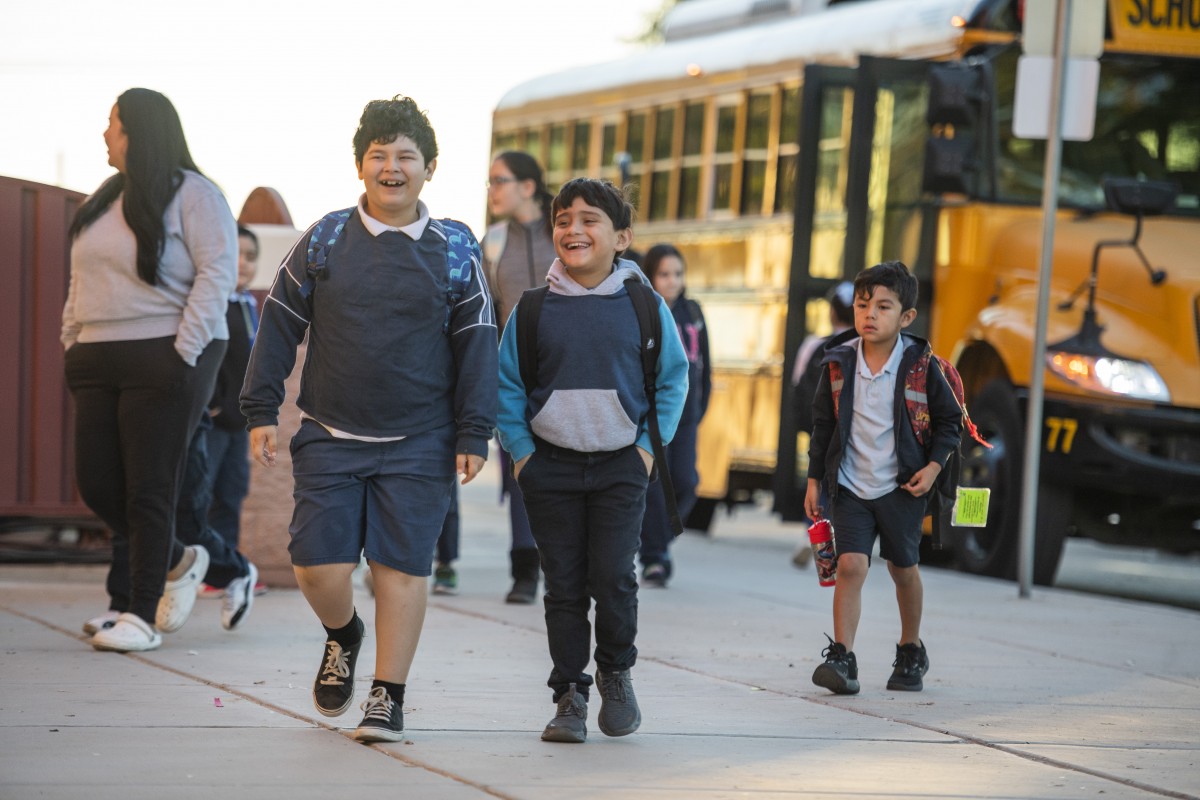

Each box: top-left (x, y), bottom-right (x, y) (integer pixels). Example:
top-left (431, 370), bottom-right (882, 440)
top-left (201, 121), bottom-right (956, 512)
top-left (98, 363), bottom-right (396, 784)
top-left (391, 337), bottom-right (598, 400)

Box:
top-left (827, 352), bottom-right (989, 450)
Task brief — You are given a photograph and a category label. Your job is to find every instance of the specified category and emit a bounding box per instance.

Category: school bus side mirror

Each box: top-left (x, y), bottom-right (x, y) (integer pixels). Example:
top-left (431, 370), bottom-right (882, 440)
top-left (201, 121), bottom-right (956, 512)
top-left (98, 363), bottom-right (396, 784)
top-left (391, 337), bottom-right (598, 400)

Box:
top-left (1103, 178), bottom-right (1178, 217)
top-left (923, 62), bottom-right (989, 196)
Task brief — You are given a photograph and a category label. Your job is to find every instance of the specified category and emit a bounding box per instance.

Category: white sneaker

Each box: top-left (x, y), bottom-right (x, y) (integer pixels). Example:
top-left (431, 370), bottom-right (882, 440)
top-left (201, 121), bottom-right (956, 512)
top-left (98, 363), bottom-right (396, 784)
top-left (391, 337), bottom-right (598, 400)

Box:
top-left (82, 610), bottom-right (121, 636)
top-left (91, 612), bottom-right (162, 652)
top-left (157, 545), bottom-right (210, 633)
top-left (221, 562), bottom-right (258, 631)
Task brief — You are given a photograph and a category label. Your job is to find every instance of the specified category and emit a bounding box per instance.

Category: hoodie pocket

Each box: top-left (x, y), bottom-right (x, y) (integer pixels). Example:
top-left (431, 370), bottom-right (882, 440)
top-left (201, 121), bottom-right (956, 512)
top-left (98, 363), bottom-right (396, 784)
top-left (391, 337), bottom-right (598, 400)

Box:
top-left (531, 389), bottom-right (638, 452)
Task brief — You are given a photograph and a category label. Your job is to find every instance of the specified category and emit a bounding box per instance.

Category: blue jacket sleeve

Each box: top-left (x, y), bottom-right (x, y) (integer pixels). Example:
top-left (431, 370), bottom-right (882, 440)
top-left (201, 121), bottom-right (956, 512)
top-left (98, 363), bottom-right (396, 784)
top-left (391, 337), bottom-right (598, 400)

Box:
top-left (448, 230), bottom-right (499, 459)
top-left (239, 226), bottom-right (314, 430)
top-left (496, 304), bottom-right (535, 462)
top-left (637, 298), bottom-right (690, 453)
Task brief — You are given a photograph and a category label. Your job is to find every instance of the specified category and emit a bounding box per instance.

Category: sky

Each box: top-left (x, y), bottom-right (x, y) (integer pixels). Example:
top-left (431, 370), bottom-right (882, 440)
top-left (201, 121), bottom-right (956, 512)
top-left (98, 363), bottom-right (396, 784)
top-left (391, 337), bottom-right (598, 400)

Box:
top-left (2, 0), bottom-right (668, 235)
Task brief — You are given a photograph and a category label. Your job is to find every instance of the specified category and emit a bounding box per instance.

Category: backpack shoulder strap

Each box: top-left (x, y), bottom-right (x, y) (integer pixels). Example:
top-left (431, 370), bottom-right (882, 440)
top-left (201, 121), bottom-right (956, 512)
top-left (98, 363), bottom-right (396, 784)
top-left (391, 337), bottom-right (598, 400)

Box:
top-left (437, 218), bottom-right (476, 333)
top-left (515, 285), bottom-right (550, 396)
top-left (623, 280), bottom-right (661, 397)
top-left (623, 279), bottom-right (683, 536)
top-left (301, 208), bottom-right (354, 301)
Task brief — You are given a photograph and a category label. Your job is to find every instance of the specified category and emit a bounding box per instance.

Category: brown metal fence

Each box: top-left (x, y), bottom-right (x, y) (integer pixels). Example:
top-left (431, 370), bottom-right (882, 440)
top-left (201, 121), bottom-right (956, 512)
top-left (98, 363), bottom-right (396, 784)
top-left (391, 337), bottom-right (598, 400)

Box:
top-left (0, 176), bottom-right (93, 525)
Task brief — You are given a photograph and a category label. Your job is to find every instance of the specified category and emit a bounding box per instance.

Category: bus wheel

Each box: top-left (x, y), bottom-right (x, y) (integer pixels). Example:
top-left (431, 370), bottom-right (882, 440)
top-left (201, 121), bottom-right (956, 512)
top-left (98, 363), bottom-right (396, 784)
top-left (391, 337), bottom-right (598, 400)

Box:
top-left (953, 380), bottom-right (1069, 585)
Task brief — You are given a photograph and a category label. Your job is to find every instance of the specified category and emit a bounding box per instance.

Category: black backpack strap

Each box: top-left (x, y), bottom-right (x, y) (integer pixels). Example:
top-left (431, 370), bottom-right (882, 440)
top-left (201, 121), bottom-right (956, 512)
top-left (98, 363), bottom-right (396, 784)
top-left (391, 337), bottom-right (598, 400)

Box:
top-left (624, 279), bottom-right (683, 537)
top-left (515, 285), bottom-right (550, 396)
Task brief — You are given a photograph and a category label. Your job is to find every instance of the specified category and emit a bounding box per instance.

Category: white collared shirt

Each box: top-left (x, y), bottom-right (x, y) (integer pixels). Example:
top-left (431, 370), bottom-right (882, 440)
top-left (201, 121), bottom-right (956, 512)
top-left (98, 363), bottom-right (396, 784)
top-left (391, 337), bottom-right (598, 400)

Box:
top-left (356, 196), bottom-right (431, 240)
top-left (838, 335), bottom-right (905, 500)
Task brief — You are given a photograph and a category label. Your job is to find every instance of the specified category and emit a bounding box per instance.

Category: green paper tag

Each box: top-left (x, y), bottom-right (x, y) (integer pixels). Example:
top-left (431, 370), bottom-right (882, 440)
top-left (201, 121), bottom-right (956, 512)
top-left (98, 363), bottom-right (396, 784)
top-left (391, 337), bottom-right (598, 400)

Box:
top-left (952, 487), bottom-right (991, 527)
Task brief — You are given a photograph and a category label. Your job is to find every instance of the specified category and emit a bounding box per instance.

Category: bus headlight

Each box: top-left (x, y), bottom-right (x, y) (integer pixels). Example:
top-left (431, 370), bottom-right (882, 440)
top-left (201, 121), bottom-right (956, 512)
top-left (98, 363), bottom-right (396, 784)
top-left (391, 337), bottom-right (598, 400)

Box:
top-left (1047, 352), bottom-right (1170, 402)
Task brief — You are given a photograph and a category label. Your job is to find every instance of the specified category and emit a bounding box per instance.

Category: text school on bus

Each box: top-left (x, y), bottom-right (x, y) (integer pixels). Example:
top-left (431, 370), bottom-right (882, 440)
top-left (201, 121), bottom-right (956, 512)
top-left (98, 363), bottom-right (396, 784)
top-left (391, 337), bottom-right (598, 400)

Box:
top-left (488, 0), bottom-right (1200, 585)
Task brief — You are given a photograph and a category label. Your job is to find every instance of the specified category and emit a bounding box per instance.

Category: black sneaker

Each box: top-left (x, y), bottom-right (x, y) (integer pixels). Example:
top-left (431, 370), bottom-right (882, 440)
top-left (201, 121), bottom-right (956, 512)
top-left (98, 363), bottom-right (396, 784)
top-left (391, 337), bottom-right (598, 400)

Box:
top-left (641, 563), bottom-right (668, 588)
top-left (313, 622), bottom-right (364, 717)
top-left (353, 686), bottom-right (404, 743)
top-left (596, 669), bottom-right (641, 736)
top-left (812, 635), bottom-right (860, 695)
top-left (541, 684), bottom-right (588, 743)
top-left (887, 641), bottom-right (929, 691)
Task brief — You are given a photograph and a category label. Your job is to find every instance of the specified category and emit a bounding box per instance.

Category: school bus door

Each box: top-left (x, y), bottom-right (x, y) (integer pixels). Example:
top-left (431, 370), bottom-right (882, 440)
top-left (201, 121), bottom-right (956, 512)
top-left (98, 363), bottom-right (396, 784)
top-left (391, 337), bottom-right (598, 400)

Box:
top-left (775, 57), bottom-right (936, 521)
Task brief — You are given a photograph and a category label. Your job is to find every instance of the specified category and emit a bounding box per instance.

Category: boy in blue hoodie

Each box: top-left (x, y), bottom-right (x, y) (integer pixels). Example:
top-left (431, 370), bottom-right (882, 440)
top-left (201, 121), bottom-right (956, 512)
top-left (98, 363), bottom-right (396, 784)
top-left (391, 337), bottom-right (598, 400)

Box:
top-left (497, 178), bottom-right (689, 744)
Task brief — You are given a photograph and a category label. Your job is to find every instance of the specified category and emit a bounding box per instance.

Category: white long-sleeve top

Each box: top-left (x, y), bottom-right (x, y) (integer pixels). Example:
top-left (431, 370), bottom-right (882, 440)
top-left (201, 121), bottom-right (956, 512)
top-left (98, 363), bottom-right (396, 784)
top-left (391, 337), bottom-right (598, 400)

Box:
top-left (61, 170), bottom-right (237, 365)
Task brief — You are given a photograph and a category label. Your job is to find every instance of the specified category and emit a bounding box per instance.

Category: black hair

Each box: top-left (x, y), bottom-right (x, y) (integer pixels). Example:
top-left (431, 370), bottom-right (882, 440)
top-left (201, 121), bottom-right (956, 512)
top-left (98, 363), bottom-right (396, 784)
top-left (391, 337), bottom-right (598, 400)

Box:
top-left (640, 243), bottom-right (684, 284)
top-left (237, 225), bottom-right (258, 246)
top-left (495, 150), bottom-right (553, 236)
top-left (854, 260), bottom-right (918, 311)
top-left (826, 281), bottom-right (855, 327)
top-left (353, 95), bottom-right (437, 166)
top-left (69, 88), bottom-right (200, 285)
top-left (551, 177), bottom-right (634, 232)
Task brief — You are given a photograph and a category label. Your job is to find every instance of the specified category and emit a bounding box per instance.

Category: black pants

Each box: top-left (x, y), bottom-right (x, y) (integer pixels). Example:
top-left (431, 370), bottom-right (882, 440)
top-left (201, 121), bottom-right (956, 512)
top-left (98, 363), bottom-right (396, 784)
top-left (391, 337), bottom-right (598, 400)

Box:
top-left (65, 337), bottom-right (224, 624)
top-left (517, 440), bottom-right (648, 701)
top-left (639, 418), bottom-right (700, 567)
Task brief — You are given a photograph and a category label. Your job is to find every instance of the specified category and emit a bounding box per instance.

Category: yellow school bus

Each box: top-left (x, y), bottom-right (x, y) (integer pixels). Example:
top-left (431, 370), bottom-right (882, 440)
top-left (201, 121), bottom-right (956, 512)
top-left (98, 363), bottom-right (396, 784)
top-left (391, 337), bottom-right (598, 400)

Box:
top-left (489, 0), bottom-right (1200, 583)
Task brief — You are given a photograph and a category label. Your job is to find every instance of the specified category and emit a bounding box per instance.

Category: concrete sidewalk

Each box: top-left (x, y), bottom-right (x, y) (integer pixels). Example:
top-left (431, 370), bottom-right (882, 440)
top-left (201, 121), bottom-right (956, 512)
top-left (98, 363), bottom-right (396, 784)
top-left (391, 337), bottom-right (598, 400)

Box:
top-left (2, 462), bottom-right (1198, 800)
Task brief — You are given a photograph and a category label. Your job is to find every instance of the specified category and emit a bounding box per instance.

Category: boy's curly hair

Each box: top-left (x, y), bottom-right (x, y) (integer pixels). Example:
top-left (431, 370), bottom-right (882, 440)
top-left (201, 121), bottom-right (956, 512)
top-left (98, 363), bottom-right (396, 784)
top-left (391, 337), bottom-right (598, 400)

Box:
top-left (552, 178), bottom-right (635, 232)
top-left (854, 260), bottom-right (918, 311)
top-left (353, 95), bottom-right (438, 166)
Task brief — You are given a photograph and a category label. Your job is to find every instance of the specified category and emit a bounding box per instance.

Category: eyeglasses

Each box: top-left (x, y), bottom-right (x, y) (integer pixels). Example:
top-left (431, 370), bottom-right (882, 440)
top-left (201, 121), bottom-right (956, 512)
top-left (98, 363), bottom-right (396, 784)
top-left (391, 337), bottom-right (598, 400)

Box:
top-left (485, 176), bottom-right (518, 189)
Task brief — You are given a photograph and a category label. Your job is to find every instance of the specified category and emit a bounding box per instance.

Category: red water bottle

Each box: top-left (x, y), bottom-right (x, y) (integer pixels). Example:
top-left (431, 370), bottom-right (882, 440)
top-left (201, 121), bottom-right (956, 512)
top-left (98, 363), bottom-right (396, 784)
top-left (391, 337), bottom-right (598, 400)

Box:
top-left (808, 517), bottom-right (837, 587)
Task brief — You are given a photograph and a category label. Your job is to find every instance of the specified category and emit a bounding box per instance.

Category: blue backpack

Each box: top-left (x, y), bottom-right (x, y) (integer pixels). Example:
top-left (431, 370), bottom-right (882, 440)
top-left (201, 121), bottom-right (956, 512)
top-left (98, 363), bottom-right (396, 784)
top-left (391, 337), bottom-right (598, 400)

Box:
top-left (298, 208), bottom-right (476, 333)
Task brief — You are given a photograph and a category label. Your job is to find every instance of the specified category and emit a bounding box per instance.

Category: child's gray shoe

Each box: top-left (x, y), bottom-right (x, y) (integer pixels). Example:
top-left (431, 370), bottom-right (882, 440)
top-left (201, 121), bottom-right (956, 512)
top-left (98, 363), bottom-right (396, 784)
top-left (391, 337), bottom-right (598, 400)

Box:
top-left (596, 669), bottom-right (641, 737)
top-left (541, 684), bottom-right (587, 743)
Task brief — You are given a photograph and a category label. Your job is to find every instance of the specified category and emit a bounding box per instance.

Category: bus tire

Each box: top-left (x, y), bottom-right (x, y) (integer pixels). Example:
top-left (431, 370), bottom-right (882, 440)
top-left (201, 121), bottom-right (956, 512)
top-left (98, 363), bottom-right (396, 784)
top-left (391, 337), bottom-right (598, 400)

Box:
top-left (952, 379), bottom-right (1069, 585)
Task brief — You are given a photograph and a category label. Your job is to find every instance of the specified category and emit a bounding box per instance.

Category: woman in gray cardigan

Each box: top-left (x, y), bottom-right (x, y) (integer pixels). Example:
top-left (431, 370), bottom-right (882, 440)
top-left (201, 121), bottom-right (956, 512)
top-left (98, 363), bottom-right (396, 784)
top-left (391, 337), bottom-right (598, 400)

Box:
top-left (62, 88), bottom-right (237, 652)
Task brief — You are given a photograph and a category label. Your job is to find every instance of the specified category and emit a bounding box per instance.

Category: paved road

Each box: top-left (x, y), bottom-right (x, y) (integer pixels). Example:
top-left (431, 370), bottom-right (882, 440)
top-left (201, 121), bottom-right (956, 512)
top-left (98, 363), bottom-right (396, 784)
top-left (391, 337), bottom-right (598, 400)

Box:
top-left (2, 463), bottom-right (1199, 799)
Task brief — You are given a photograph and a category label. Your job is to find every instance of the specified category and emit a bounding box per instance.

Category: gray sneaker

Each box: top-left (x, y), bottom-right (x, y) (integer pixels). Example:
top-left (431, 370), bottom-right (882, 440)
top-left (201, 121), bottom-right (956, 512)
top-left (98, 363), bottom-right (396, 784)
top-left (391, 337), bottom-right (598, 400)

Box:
top-left (541, 684), bottom-right (588, 743)
top-left (596, 669), bottom-right (641, 737)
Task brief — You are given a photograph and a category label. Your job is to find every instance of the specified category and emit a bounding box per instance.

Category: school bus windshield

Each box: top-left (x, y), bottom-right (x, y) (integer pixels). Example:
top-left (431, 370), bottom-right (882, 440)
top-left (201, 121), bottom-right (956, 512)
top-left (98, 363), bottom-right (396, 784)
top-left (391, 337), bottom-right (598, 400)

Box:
top-left (995, 50), bottom-right (1200, 216)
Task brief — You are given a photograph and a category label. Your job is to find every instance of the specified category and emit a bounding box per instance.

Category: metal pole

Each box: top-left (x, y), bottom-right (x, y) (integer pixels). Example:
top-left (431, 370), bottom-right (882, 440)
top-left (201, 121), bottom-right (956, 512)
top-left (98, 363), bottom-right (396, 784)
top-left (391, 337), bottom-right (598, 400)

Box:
top-left (1018, 0), bottom-right (1072, 597)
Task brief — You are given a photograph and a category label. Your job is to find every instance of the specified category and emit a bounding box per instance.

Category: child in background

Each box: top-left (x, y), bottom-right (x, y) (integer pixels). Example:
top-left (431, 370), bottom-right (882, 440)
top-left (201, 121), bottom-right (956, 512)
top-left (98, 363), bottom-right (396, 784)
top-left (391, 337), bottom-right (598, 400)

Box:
top-left (637, 244), bottom-right (710, 587)
top-left (496, 178), bottom-right (688, 743)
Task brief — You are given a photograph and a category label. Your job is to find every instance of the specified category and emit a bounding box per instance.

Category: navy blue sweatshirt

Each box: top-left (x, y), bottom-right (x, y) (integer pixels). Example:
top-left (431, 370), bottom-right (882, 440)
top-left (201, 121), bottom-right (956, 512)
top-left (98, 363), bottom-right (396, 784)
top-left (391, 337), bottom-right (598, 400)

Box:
top-left (240, 211), bottom-right (497, 458)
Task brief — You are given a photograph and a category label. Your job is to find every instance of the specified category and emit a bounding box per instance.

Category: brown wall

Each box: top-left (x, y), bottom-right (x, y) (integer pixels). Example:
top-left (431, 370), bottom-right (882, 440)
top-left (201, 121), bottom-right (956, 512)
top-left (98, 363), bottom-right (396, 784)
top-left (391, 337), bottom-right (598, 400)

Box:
top-left (0, 177), bottom-right (92, 521)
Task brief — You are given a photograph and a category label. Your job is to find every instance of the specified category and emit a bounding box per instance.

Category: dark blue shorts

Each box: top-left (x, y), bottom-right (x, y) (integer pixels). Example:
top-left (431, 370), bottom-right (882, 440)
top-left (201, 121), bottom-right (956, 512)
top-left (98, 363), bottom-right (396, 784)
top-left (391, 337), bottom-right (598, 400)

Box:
top-left (287, 419), bottom-right (455, 576)
top-left (831, 486), bottom-right (927, 568)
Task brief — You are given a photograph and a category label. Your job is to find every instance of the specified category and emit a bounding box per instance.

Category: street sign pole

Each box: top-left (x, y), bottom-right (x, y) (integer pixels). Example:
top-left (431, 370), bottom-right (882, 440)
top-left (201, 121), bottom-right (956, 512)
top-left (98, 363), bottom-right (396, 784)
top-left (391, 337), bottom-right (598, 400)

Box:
top-left (1018, 0), bottom-right (1072, 598)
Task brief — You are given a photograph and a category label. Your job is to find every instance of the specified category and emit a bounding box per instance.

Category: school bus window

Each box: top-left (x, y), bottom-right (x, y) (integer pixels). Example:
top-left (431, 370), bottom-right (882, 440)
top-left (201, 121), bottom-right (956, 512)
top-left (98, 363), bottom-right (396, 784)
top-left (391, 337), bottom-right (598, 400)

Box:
top-left (742, 161), bottom-right (767, 216)
top-left (776, 153), bottom-right (798, 213)
top-left (627, 113), bottom-right (647, 163)
top-left (547, 124), bottom-right (567, 173)
top-left (654, 108), bottom-right (676, 160)
top-left (716, 105), bottom-right (738, 152)
top-left (679, 166), bottom-right (702, 219)
top-left (493, 132), bottom-right (518, 154)
top-left (572, 121), bottom-right (591, 171)
top-left (601, 123), bottom-right (618, 171)
top-left (746, 93), bottom-right (771, 149)
top-left (525, 128), bottom-right (544, 164)
top-left (683, 102), bottom-right (705, 156)
top-left (713, 164), bottom-right (734, 212)
top-left (864, 84), bottom-right (929, 269)
top-left (780, 86), bottom-right (800, 147)
top-left (649, 171), bottom-right (672, 220)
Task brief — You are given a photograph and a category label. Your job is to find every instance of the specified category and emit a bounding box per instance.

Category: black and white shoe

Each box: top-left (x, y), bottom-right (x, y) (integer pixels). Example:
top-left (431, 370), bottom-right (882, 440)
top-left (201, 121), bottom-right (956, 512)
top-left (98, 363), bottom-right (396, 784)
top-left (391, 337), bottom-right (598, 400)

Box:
top-left (353, 686), bottom-right (404, 743)
top-left (313, 619), bottom-right (364, 717)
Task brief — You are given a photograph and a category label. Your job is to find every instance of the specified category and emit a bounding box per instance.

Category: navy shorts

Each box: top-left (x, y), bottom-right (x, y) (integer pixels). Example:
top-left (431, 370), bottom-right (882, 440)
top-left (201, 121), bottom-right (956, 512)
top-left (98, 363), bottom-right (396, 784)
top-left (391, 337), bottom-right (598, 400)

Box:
top-left (287, 419), bottom-right (456, 576)
top-left (831, 486), bottom-right (928, 568)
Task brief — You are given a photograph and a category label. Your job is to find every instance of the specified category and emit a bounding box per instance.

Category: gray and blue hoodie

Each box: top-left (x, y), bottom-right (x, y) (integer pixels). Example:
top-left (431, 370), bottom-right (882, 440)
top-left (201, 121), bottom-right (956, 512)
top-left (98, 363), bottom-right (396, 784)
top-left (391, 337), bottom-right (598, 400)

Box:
top-left (497, 257), bottom-right (689, 463)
